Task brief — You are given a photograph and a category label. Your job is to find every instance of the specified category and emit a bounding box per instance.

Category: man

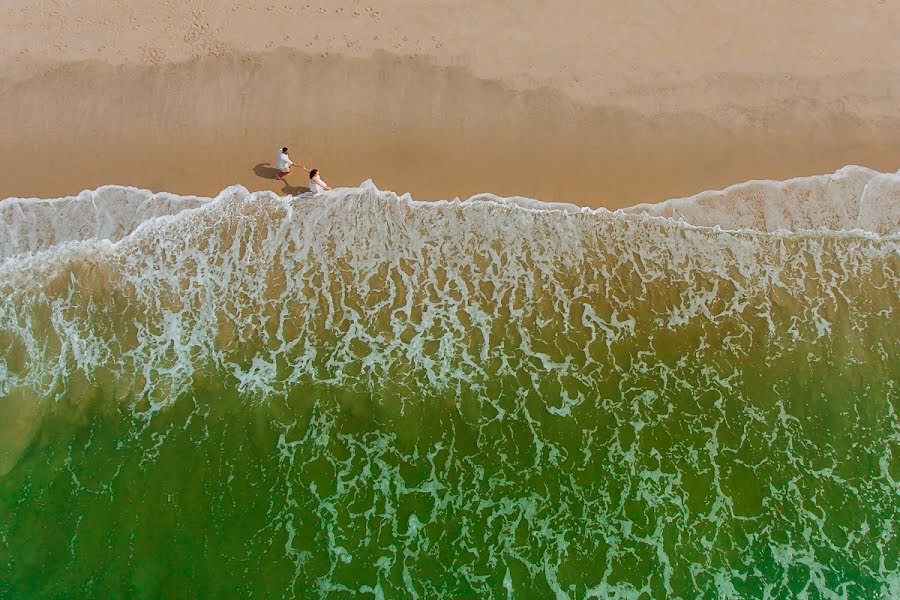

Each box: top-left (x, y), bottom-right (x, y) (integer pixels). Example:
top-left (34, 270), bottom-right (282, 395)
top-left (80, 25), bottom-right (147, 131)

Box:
top-left (275, 147), bottom-right (306, 180)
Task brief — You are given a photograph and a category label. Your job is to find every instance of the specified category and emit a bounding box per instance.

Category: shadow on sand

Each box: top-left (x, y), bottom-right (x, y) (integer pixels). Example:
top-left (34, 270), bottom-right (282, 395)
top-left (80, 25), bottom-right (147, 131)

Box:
top-left (253, 163), bottom-right (281, 180)
top-left (281, 183), bottom-right (311, 195)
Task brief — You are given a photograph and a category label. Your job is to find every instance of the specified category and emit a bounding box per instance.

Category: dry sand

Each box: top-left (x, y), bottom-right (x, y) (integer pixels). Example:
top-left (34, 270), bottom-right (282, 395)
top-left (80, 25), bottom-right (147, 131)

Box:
top-left (1, 0), bottom-right (900, 206)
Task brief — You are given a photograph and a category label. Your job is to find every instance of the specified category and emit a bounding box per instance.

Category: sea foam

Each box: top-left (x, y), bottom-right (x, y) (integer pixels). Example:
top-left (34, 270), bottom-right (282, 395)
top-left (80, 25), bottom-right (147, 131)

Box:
top-left (0, 167), bottom-right (897, 596)
top-left (1, 165), bottom-right (897, 264)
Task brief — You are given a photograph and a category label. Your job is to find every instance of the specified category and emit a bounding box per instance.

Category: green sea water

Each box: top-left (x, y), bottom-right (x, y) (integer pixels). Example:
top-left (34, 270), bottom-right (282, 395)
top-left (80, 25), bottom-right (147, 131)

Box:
top-left (1, 172), bottom-right (898, 598)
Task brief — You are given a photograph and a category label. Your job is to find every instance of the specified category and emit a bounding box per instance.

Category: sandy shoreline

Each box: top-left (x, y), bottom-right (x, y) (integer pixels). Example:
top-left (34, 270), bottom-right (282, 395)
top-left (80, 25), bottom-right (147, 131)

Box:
top-left (2, 1), bottom-right (900, 207)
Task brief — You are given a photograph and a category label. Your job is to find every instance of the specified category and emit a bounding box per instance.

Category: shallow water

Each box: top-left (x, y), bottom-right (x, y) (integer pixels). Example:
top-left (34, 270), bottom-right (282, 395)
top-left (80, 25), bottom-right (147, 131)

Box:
top-left (1, 168), bottom-right (898, 597)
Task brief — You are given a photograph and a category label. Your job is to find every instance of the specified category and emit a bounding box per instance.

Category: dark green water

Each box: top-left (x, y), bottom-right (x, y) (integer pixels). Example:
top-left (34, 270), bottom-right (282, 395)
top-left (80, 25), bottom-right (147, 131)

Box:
top-left (1, 179), bottom-right (898, 597)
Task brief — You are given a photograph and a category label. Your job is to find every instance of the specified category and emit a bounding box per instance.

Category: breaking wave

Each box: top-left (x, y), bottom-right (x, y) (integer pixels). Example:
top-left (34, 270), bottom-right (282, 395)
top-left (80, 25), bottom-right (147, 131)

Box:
top-left (1, 166), bottom-right (898, 263)
top-left (0, 166), bottom-right (898, 597)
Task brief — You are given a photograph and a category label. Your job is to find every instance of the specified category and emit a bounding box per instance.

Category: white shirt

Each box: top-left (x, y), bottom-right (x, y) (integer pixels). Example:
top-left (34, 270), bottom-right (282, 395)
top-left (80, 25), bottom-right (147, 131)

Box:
top-left (276, 151), bottom-right (293, 172)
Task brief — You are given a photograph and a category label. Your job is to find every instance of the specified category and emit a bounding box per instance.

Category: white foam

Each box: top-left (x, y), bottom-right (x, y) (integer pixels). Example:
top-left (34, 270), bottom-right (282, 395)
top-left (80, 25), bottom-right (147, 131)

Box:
top-left (621, 166), bottom-right (900, 235)
top-left (0, 173), bottom-right (894, 415)
top-left (0, 185), bottom-right (210, 260)
top-left (1, 166), bottom-right (897, 264)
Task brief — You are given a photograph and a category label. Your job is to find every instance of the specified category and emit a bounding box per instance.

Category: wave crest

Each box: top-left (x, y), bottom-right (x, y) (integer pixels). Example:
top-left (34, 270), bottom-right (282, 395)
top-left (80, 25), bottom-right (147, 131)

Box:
top-left (622, 165), bottom-right (900, 235)
top-left (1, 166), bottom-right (897, 264)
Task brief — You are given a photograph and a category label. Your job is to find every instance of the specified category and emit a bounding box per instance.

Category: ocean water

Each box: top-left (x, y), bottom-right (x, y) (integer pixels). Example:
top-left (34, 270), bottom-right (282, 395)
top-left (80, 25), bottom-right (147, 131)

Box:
top-left (0, 166), bottom-right (898, 598)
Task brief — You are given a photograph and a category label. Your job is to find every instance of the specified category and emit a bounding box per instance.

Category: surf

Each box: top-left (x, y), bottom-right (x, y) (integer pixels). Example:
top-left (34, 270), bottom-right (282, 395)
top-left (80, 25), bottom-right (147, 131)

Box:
top-left (0, 166), bottom-right (898, 596)
top-left (1, 166), bottom-right (898, 264)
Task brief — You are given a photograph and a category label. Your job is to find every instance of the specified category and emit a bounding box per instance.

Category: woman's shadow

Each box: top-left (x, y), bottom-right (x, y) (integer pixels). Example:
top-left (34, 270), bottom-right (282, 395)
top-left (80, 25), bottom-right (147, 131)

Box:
top-left (253, 163), bottom-right (310, 195)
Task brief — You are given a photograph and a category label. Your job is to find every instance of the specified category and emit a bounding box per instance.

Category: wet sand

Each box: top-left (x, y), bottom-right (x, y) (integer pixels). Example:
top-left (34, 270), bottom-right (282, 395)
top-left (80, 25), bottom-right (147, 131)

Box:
top-left (1, 1), bottom-right (899, 206)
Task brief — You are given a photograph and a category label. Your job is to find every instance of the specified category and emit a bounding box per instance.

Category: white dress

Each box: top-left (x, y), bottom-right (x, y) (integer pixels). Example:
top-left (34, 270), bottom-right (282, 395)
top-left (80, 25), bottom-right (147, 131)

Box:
top-left (310, 177), bottom-right (328, 194)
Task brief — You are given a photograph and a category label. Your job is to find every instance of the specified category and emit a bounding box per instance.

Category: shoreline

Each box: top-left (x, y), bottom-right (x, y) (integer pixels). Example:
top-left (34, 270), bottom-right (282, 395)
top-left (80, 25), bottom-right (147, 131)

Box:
top-left (3, 167), bottom-right (898, 257)
top-left (3, 50), bottom-right (900, 208)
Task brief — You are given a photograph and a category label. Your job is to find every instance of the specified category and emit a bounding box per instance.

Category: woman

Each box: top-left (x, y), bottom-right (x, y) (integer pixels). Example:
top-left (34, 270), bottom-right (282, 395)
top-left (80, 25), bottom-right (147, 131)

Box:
top-left (308, 169), bottom-right (331, 195)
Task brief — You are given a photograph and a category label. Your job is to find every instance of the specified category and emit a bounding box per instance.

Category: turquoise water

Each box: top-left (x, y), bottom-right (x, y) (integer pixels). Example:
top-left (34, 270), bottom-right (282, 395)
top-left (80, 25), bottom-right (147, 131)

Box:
top-left (1, 170), bottom-right (898, 597)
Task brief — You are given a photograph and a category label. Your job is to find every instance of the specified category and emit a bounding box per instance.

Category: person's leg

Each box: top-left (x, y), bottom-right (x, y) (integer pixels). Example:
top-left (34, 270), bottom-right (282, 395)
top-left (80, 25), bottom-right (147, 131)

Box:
top-left (276, 169), bottom-right (289, 180)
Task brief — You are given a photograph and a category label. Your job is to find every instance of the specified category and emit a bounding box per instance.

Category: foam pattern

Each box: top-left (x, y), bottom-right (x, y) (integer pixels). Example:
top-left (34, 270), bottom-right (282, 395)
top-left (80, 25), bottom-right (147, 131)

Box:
top-left (0, 170), bottom-right (897, 597)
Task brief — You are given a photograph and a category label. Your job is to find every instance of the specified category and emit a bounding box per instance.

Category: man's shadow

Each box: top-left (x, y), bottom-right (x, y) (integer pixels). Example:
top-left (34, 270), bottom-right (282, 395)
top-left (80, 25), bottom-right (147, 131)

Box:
top-left (253, 163), bottom-right (310, 195)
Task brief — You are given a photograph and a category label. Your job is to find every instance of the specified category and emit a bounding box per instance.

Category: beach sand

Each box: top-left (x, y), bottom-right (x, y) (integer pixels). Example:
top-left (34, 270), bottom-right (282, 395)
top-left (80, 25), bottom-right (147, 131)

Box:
top-left (1, 0), bottom-right (899, 206)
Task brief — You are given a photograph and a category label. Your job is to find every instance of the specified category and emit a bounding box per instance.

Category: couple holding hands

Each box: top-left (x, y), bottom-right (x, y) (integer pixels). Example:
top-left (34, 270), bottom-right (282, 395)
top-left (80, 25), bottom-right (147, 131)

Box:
top-left (275, 147), bottom-right (330, 195)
